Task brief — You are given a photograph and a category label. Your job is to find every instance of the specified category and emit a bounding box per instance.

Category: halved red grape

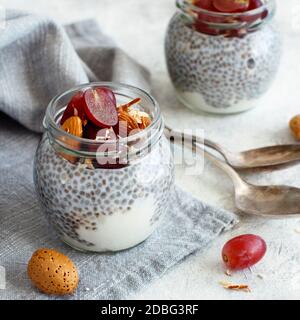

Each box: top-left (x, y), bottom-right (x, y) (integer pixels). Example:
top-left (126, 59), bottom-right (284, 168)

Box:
top-left (60, 91), bottom-right (86, 125)
top-left (213, 0), bottom-right (250, 13)
top-left (222, 234), bottom-right (267, 270)
top-left (84, 122), bottom-right (116, 141)
top-left (248, 0), bottom-right (263, 10)
top-left (83, 121), bottom-right (102, 140)
top-left (84, 122), bottom-right (117, 156)
top-left (83, 87), bottom-right (118, 128)
top-left (95, 127), bottom-right (116, 141)
top-left (193, 0), bottom-right (215, 10)
top-left (194, 21), bottom-right (221, 35)
top-left (240, 0), bottom-right (267, 23)
top-left (193, 0), bottom-right (226, 35)
top-left (104, 88), bottom-right (117, 106)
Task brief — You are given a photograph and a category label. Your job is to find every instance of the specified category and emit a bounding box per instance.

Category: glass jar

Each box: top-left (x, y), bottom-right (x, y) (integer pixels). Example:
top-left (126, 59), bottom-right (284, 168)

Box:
top-left (165, 0), bottom-right (281, 114)
top-left (34, 82), bottom-right (174, 252)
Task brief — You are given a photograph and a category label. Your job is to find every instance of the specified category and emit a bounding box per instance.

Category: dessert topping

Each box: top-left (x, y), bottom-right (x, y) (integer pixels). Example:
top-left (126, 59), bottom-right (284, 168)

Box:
top-left (118, 110), bottom-right (140, 132)
top-left (118, 97), bottom-right (141, 112)
top-left (212, 0), bottom-right (250, 13)
top-left (193, 0), bottom-right (215, 10)
top-left (83, 87), bottom-right (118, 128)
top-left (62, 116), bottom-right (83, 138)
top-left (192, 0), bottom-right (266, 36)
top-left (117, 98), bottom-right (151, 135)
top-left (60, 91), bottom-right (87, 125)
top-left (128, 108), bottom-right (151, 125)
top-left (193, 0), bottom-right (262, 12)
top-left (60, 87), bottom-right (152, 143)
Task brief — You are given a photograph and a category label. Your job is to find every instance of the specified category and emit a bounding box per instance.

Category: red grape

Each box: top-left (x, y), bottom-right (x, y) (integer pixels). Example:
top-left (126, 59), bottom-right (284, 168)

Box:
top-left (248, 0), bottom-right (263, 10)
top-left (104, 88), bottom-right (117, 106)
top-left (193, 0), bottom-right (232, 35)
top-left (84, 123), bottom-right (116, 141)
top-left (194, 0), bottom-right (223, 35)
top-left (213, 0), bottom-right (250, 13)
top-left (194, 21), bottom-right (221, 35)
top-left (222, 234), bottom-right (267, 270)
top-left (84, 122), bottom-right (117, 141)
top-left (83, 87), bottom-right (118, 128)
top-left (83, 121), bottom-right (102, 140)
top-left (240, 0), bottom-right (267, 23)
top-left (60, 91), bottom-right (86, 125)
top-left (193, 0), bottom-right (215, 10)
top-left (83, 121), bottom-right (117, 157)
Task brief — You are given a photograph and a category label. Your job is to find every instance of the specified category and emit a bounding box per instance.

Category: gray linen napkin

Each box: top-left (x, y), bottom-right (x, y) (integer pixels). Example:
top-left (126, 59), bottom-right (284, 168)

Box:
top-left (0, 11), bottom-right (237, 300)
top-left (0, 10), bottom-right (150, 132)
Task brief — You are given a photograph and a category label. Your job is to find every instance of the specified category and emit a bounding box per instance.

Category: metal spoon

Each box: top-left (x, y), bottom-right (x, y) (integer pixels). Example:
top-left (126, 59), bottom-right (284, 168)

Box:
top-left (165, 125), bottom-right (300, 169)
top-left (166, 128), bottom-right (300, 217)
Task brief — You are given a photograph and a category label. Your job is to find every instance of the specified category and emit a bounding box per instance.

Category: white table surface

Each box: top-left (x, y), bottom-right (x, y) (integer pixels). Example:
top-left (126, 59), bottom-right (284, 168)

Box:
top-left (3, 0), bottom-right (300, 300)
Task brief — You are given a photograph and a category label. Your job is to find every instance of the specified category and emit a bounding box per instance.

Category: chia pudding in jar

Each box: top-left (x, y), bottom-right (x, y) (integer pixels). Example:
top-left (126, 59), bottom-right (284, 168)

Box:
top-left (34, 82), bottom-right (174, 252)
top-left (165, 0), bottom-right (281, 113)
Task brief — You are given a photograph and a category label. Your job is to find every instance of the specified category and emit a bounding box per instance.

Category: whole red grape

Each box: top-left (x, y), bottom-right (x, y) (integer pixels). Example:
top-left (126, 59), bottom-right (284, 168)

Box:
top-left (60, 91), bottom-right (86, 125)
top-left (240, 0), bottom-right (267, 23)
top-left (213, 0), bottom-right (250, 13)
top-left (193, 0), bottom-right (215, 10)
top-left (248, 0), bottom-right (263, 10)
top-left (222, 234), bottom-right (267, 270)
top-left (193, 0), bottom-right (223, 35)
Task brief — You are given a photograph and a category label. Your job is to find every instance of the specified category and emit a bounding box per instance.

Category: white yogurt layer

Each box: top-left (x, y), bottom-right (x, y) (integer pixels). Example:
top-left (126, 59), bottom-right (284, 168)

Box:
top-left (177, 90), bottom-right (262, 114)
top-left (62, 195), bottom-right (158, 252)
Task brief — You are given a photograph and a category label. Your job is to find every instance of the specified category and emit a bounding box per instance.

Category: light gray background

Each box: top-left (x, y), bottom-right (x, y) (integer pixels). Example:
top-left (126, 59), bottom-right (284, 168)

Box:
top-left (1, 0), bottom-right (300, 299)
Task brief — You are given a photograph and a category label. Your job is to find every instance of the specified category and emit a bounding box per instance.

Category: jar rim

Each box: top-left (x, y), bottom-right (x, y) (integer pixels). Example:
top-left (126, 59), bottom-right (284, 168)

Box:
top-left (177, 0), bottom-right (275, 17)
top-left (44, 81), bottom-right (162, 147)
top-left (43, 82), bottom-right (164, 162)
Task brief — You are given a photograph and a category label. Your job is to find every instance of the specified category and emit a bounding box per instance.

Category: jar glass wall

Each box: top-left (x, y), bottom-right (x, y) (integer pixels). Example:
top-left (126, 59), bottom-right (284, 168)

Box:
top-left (34, 82), bottom-right (174, 252)
top-left (165, 0), bottom-right (281, 114)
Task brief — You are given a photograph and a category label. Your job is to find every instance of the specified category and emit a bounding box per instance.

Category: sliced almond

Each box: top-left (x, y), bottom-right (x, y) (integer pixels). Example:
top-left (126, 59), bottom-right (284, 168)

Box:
top-left (118, 98), bottom-right (141, 112)
top-left (118, 111), bottom-right (139, 131)
top-left (140, 116), bottom-right (151, 129)
top-left (117, 98), bottom-right (151, 136)
top-left (219, 281), bottom-right (251, 292)
top-left (84, 158), bottom-right (95, 170)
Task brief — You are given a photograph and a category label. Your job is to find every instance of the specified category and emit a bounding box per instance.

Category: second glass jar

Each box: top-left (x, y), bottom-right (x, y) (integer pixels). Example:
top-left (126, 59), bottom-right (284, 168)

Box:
top-left (165, 0), bottom-right (281, 114)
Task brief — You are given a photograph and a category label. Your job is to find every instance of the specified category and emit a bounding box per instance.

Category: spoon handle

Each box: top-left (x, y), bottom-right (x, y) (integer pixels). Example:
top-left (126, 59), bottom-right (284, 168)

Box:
top-left (194, 143), bottom-right (244, 189)
top-left (165, 127), bottom-right (244, 188)
top-left (164, 125), bottom-right (227, 159)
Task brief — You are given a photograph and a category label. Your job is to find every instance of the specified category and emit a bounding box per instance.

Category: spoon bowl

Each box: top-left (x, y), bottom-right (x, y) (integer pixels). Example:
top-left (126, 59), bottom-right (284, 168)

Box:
top-left (235, 184), bottom-right (300, 217)
top-left (166, 127), bottom-right (300, 218)
top-left (226, 145), bottom-right (300, 169)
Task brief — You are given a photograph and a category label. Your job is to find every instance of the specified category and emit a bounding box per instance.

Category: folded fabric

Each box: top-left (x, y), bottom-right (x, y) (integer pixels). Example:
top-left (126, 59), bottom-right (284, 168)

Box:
top-left (0, 10), bottom-right (150, 132)
top-left (0, 114), bottom-right (237, 300)
top-left (0, 11), bottom-right (238, 300)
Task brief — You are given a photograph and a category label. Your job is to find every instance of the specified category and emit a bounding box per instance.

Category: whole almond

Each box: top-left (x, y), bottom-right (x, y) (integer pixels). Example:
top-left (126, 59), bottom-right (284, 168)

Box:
top-left (58, 136), bottom-right (80, 164)
top-left (28, 248), bottom-right (79, 295)
top-left (62, 116), bottom-right (83, 138)
top-left (60, 116), bottom-right (82, 163)
top-left (289, 115), bottom-right (300, 140)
